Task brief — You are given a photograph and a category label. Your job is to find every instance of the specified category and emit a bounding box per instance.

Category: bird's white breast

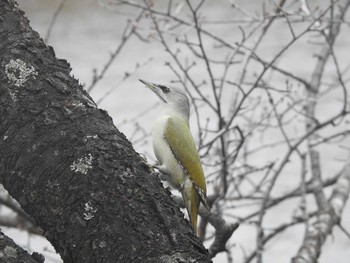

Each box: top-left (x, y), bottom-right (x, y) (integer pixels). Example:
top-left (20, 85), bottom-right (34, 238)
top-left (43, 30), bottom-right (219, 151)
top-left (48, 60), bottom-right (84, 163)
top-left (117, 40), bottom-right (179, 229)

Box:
top-left (152, 115), bottom-right (187, 188)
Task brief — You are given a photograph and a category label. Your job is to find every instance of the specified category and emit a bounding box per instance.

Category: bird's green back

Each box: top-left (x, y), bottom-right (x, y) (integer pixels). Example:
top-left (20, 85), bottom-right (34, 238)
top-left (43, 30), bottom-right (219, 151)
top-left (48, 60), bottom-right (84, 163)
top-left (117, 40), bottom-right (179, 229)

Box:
top-left (164, 116), bottom-right (207, 193)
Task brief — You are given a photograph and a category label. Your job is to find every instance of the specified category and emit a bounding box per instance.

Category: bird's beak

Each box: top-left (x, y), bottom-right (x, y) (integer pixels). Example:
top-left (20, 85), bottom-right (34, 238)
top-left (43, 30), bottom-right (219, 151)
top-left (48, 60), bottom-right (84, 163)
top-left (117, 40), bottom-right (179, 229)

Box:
top-left (139, 79), bottom-right (167, 103)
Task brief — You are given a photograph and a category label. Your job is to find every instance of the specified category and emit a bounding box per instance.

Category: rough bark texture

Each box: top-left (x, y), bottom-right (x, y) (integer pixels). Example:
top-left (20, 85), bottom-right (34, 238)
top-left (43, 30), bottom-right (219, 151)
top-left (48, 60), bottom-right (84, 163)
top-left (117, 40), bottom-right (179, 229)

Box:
top-left (0, 0), bottom-right (211, 262)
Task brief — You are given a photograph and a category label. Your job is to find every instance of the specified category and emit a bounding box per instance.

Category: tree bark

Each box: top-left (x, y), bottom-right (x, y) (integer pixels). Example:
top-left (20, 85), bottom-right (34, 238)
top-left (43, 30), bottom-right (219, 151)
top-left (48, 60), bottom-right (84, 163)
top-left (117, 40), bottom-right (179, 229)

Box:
top-left (0, 0), bottom-right (211, 262)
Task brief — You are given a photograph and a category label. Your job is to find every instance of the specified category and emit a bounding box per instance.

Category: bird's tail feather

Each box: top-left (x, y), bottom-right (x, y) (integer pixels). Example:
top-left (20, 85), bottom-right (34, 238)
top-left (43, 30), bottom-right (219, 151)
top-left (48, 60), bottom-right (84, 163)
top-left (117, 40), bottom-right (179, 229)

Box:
top-left (181, 186), bottom-right (200, 236)
top-left (193, 184), bottom-right (210, 211)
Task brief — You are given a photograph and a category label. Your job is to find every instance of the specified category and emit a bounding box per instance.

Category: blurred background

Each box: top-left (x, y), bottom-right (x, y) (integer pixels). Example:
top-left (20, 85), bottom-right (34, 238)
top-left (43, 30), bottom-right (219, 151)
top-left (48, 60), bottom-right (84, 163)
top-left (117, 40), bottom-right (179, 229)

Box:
top-left (2, 0), bottom-right (350, 262)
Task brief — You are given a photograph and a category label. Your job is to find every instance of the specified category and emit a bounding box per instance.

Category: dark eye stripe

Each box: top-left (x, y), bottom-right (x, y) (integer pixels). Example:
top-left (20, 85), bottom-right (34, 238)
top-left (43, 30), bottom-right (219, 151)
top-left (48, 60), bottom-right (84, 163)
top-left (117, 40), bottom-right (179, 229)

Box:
top-left (159, 85), bottom-right (170, 93)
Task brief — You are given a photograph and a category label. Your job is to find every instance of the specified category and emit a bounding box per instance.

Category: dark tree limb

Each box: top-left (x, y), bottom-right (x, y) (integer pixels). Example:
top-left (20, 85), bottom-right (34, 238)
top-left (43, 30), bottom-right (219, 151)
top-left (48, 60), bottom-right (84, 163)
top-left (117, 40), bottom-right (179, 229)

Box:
top-left (0, 230), bottom-right (44, 263)
top-left (205, 213), bottom-right (239, 258)
top-left (0, 0), bottom-right (211, 262)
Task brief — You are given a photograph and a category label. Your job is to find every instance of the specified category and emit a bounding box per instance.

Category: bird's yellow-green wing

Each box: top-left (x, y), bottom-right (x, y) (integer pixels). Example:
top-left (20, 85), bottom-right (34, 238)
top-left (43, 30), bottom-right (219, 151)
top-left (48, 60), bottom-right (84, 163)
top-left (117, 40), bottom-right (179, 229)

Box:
top-left (164, 116), bottom-right (209, 210)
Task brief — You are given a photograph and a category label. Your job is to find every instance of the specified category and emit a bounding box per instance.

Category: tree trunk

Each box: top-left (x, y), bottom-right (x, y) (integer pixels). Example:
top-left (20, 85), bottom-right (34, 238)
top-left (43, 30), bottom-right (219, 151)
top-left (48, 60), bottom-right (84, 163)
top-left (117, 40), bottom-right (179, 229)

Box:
top-left (0, 0), bottom-right (211, 262)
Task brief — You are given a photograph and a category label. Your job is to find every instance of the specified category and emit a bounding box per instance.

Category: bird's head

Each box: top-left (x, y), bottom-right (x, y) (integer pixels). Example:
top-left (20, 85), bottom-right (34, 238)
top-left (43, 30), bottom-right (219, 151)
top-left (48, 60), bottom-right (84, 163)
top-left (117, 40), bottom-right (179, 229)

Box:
top-left (140, 79), bottom-right (190, 120)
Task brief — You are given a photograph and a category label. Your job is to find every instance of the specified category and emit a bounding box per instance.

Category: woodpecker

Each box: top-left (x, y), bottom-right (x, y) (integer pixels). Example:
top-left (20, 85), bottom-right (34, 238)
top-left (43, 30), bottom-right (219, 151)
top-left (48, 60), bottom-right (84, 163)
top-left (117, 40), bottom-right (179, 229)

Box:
top-left (140, 79), bottom-right (210, 236)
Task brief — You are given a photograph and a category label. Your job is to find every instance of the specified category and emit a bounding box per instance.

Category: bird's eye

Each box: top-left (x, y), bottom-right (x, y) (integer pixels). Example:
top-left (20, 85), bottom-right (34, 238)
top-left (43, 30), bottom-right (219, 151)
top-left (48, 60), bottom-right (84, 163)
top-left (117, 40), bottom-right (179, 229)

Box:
top-left (159, 85), bottom-right (170, 94)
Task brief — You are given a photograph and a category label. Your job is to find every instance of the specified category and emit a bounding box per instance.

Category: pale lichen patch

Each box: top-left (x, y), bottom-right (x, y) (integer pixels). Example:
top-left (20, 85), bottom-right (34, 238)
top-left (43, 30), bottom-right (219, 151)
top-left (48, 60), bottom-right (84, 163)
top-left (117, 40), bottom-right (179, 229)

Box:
top-left (63, 100), bottom-right (86, 115)
top-left (5, 59), bottom-right (38, 88)
top-left (71, 100), bottom-right (85, 108)
top-left (70, 153), bottom-right (93, 174)
top-left (4, 246), bottom-right (17, 258)
top-left (83, 135), bottom-right (98, 143)
top-left (83, 201), bottom-right (97, 220)
top-left (9, 91), bottom-right (18, 102)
